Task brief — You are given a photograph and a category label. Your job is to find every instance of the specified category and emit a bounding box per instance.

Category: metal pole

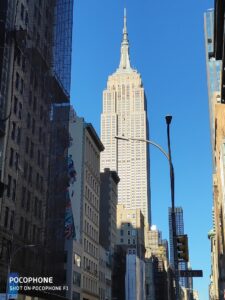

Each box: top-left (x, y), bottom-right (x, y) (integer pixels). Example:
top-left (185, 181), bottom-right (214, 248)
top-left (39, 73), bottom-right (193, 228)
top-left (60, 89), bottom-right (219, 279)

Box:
top-left (165, 116), bottom-right (179, 300)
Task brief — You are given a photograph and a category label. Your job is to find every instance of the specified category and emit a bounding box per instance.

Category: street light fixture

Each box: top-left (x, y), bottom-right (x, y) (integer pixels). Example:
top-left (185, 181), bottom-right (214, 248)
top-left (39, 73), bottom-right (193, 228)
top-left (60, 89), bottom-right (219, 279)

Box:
top-left (115, 115), bottom-right (180, 300)
top-left (5, 244), bottom-right (36, 300)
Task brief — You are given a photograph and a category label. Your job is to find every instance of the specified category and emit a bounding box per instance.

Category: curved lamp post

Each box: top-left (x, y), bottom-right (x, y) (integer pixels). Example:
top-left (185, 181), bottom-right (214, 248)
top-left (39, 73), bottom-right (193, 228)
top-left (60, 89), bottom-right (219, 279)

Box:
top-left (5, 244), bottom-right (36, 300)
top-left (115, 115), bottom-right (180, 300)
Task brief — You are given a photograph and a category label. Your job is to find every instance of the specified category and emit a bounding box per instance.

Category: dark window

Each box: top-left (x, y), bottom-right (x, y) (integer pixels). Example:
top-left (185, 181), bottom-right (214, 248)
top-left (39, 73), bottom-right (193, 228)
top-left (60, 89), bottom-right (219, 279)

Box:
top-left (12, 179), bottom-right (16, 202)
top-left (15, 153), bottom-right (19, 170)
top-left (7, 175), bottom-right (11, 197)
top-left (16, 49), bottom-right (21, 65)
top-left (24, 220), bottom-right (29, 239)
top-left (32, 225), bottom-right (36, 243)
top-left (26, 191), bottom-right (31, 212)
top-left (4, 207), bottom-right (9, 227)
top-left (33, 96), bottom-right (37, 112)
top-left (25, 12), bottom-right (29, 26)
top-left (36, 173), bottom-right (39, 190)
top-left (28, 166), bottom-right (32, 184)
top-left (21, 3), bottom-right (24, 20)
top-left (15, 73), bottom-right (19, 89)
top-left (37, 150), bottom-right (40, 165)
top-left (18, 103), bottom-right (22, 119)
top-left (9, 148), bottom-right (14, 167)
top-left (32, 118), bottom-right (35, 134)
top-left (22, 56), bottom-right (26, 72)
top-left (38, 201), bottom-right (41, 219)
top-left (10, 211), bottom-right (14, 230)
top-left (20, 78), bottom-right (24, 94)
top-left (17, 127), bottom-right (21, 144)
top-left (27, 113), bottom-right (31, 128)
top-left (30, 142), bottom-right (34, 158)
top-left (21, 186), bottom-right (26, 208)
top-left (25, 137), bottom-right (29, 154)
top-left (23, 161), bottom-right (28, 179)
top-left (19, 217), bottom-right (24, 235)
top-left (34, 197), bottom-right (38, 217)
top-left (38, 127), bottom-right (42, 142)
top-left (29, 91), bottom-right (32, 106)
top-left (11, 122), bottom-right (16, 140)
top-left (14, 97), bottom-right (18, 114)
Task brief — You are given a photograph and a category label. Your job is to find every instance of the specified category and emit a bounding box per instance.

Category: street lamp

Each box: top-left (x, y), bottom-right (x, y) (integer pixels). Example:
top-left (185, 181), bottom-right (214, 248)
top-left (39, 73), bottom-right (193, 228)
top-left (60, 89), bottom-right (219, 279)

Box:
top-left (5, 244), bottom-right (36, 300)
top-left (115, 115), bottom-right (180, 300)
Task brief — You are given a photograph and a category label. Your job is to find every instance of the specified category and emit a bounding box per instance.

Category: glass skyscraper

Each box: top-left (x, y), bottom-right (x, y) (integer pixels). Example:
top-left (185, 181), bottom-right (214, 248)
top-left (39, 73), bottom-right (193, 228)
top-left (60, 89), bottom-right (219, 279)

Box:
top-left (169, 207), bottom-right (189, 288)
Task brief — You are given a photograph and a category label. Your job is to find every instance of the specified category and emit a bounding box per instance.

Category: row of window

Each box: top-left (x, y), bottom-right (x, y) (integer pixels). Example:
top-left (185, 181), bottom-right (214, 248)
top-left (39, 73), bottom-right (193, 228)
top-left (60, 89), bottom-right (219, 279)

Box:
top-left (83, 275), bottom-right (98, 294)
top-left (84, 203), bottom-right (98, 226)
top-left (3, 207), bottom-right (14, 230)
top-left (23, 161), bottom-right (45, 193)
top-left (84, 237), bottom-right (98, 259)
top-left (21, 186), bottom-right (42, 219)
top-left (83, 256), bottom-right (98, 277)
top-left (85, 169), bottom-right (99, 195)
top-left (84, 220), bottom-right (98, 242)
top-left (19, 216), bottom-right (42, 243)
top-left (85, 186), bottom-right (99, 211)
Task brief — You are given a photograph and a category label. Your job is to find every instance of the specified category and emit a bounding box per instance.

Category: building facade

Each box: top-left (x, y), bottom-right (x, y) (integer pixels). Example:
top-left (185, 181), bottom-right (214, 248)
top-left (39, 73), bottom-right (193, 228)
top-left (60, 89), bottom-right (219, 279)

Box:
top-left (100, 9), bottom-right (151, 225)
top-left (67, 114), bottom-right (104, 300)
top-left (100, 168), bottom-right (119, 253)
top-left (204, 2), bottom-right (225, 298)
top-left (0, 1), bottom-right (73, 298)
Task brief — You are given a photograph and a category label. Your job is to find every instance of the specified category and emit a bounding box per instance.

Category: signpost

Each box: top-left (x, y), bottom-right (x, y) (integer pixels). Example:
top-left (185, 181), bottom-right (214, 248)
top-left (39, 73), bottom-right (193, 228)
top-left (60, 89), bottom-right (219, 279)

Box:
top-left (179, 270), bottom-right (203, 277)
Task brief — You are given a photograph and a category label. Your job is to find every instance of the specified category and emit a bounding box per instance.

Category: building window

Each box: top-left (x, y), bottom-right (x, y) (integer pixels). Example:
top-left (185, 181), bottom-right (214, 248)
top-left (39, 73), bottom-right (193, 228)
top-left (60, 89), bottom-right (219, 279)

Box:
top-left (26, 191), bottom-right (31, 212)
top-left (14, 97), bottom-right (18, 114)
top-left (72, 292), bottom-right (80, 300)
top-left (4, 207), bottom-right (9, 227)
top-left (128, 239), bottom-right (130, 244)
top-left (73, 271), bottom-right (81, 287)
top-left (21, 186), bottom-right (26, 208)
top-left (9, 148), bottom-right (14, 167)
top-left (19, 217), bottom-right (24, 235)
top-left (15, 72), bottom-right (19, 89)
top-left (7, 175), bottom-right (11, 197)
top-left (74, 253), bottom-right (81, 268)
top-left (16, 127), bottom-right (21, 145)
top-left (11, 122), bottom-right (16, 140)
top-left (12, 179), bottom-right (16, 202)
top-left (10, 211), bottom-right (14, 230)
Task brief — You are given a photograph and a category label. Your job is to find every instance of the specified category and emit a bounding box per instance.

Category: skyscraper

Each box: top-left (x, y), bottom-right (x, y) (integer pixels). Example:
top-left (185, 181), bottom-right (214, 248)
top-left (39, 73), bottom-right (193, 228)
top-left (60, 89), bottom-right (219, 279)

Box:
top-left (100, 9), bottom-right (151, 225)
top-left (168, 207), bottom-right (188, 288)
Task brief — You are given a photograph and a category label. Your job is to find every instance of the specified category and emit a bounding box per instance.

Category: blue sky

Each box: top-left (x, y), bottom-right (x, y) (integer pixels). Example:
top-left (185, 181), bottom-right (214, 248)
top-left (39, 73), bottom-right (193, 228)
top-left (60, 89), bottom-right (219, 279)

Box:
top-left (71, 1), bottom-right (214, 298)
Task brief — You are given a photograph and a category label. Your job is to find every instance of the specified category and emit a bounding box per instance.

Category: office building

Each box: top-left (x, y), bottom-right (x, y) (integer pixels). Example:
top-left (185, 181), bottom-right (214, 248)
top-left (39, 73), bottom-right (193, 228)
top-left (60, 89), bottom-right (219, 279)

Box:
top-left (100, 9), bottom-right (151, 225)
top-left (145, 225), bottom-right (173, 300)
top-left (116, 204), bottom-right (145, 259)
top-left (67, 114), bottom-right (104, 300)
top-left (0, 1), bottom-right (73, 298)
top-left (100, 168), bottom-right (119, 253)
top-left (204, 3), bottom-right (225, 298)
top-left (169, 207), bottom-right (189, 288)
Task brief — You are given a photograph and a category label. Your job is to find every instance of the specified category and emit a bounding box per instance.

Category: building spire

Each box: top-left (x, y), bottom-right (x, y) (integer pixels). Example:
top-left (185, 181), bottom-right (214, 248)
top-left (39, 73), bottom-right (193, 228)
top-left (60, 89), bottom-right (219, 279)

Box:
top-left (119, 8), bottom-right (131, 70)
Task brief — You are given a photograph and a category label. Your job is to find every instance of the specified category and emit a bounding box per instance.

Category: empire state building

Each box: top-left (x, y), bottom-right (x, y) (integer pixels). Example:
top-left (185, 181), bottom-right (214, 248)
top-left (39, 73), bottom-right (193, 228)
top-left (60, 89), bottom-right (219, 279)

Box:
top-left (100, 9), bottom-right (151, 225)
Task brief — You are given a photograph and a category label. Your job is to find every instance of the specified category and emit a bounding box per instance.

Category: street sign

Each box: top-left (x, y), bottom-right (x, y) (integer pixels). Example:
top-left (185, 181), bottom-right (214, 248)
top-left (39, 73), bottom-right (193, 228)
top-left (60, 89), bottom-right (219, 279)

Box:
top-left (179, 270), bottom-right (203, 277)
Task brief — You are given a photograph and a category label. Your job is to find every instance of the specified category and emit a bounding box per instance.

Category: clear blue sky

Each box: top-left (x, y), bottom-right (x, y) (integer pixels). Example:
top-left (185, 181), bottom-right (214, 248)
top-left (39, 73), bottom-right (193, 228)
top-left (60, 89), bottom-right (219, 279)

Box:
top-left (71, 1), bottom-right (214, 299)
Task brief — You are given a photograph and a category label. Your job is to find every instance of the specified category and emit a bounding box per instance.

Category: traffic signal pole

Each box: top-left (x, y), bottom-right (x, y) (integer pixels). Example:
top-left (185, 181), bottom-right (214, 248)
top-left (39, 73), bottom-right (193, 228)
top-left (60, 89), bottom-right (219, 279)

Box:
top-left (165, 116), bottom-right (180, 300)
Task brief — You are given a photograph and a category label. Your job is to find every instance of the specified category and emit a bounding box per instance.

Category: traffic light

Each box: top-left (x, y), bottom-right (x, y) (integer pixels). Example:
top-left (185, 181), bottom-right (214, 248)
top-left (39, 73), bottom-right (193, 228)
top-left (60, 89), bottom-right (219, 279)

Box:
top-left (176, 234), bottom-right (189, 262)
